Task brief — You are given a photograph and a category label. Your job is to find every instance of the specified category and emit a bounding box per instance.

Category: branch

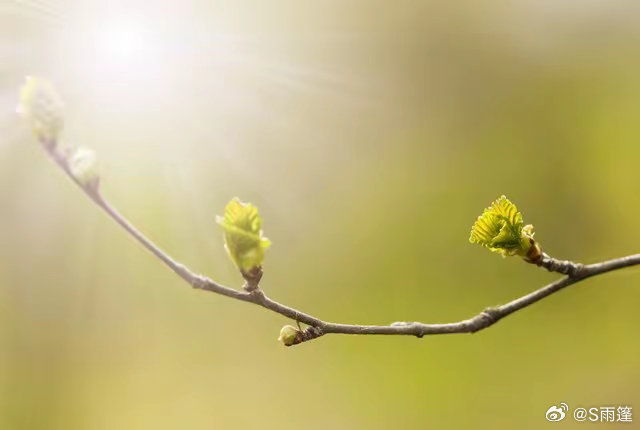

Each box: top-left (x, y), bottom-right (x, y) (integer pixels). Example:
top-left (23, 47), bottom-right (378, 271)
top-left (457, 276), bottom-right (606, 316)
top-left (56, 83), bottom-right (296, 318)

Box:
top-left (38, 141), bottom-right (640, 346)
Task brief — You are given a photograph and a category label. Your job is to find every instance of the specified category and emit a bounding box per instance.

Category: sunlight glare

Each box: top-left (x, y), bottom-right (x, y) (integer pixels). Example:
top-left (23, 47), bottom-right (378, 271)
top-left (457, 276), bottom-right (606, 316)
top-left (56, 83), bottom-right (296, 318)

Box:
top-left (96, 19), bottom-right (147, 66)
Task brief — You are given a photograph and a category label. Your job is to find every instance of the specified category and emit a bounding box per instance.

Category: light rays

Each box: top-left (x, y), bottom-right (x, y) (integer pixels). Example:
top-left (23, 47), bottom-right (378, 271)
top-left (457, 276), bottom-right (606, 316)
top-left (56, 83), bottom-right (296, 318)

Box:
top-left (2, 0), bottom-right (379, 248)
top-left (6, 0), bottom-right (65, 26)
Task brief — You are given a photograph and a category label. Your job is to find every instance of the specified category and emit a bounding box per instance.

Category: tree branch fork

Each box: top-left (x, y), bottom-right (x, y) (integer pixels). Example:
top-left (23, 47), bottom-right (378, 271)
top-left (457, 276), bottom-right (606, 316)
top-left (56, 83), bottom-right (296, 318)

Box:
top-left (39, 141), bottom-right (640, 347)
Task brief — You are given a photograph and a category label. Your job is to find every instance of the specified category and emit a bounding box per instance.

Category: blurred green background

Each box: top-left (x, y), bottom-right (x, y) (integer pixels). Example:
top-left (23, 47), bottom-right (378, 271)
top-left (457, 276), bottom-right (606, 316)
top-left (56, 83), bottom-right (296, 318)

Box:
top-left (1, 1), bottom-right (639, 428)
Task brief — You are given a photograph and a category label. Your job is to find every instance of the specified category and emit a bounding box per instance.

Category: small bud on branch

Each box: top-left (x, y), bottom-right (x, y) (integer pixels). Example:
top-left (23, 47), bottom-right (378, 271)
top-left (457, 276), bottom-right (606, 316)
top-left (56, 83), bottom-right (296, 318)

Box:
top-left (69, 147), bottom-right (100, 189)
top-left (278, 325), bottom-right (301, 346)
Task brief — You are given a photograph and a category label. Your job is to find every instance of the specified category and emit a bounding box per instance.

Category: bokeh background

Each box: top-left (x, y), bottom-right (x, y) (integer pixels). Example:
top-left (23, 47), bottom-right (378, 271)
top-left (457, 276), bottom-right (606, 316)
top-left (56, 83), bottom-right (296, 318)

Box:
top-left (1, 1), bottom-right (639, 428)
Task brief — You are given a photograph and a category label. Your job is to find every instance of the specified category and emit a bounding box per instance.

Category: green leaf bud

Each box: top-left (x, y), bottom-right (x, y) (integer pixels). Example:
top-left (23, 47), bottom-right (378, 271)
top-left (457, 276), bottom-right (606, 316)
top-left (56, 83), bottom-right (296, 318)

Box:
top-left (216, 198), bottom-right (271, 273)
top-left (469, 195), bottom-right (541, 261)
top-left (278, 325), bottom-right (301, 346)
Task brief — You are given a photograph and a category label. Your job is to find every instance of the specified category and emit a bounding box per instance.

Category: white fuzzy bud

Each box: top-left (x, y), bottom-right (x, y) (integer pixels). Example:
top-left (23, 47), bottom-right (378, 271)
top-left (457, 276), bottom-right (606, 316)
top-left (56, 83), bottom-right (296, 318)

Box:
top-left (69, 147), bottom-right (99, 187)
top-left (17, 76), bottom-right (64, 143)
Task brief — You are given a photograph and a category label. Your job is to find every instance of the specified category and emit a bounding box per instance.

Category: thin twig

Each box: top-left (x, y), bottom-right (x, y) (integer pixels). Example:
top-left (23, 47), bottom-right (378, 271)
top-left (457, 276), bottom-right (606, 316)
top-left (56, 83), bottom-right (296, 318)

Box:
top-left (41, 142), bottom-right (640, 346)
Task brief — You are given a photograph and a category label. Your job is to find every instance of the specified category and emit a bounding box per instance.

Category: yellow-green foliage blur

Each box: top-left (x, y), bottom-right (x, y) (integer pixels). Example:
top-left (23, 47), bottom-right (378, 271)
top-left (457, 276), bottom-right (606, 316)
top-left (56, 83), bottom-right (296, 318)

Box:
top-left (1, 1), bottom-right (639, 429)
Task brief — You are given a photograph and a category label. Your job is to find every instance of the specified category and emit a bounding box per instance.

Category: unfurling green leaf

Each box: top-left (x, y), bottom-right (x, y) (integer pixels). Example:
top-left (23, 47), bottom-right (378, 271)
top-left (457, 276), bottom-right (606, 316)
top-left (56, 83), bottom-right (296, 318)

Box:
top-left (216, 198), bottom-right (271, 273)
top-left (17, 76), bottom-right (64, 143)
top-left (469, 195), bottom-right (541, 261)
